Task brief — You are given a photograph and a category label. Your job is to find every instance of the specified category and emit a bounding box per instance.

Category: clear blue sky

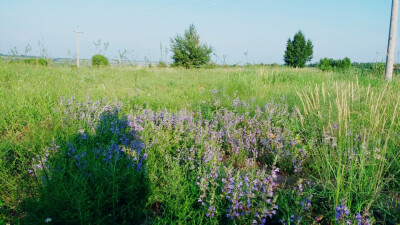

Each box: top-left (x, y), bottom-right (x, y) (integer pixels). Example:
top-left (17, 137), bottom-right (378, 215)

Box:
top-left (0, 0), bottom-right (394, 64)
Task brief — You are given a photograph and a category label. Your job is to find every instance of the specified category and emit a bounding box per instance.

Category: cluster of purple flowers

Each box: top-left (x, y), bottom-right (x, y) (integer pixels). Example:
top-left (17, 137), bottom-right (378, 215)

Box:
top-left (89, 107), bottom-right (148, 172)
top-left (335, 199), bottom-right (371, 225)
top-left (68, 144), bottom-right (87, 169)
top-left (32, 95), bottom-right (382, 223)
top-left (197, 161), bottom-right (220, 218)
top-left (33, 104), bottom-right (149, 185)
top-left (292, 144), bottom-right (307, 173)
top-left (223, 167), bottom-right (279, 224)
top-left (355, 212), bottom-right (371, 225)
top-left (127, 100), bottom-right (304, 171)
top-left (118, 97), bottom-right (308, 222)
top-left (335, 198), bottom-right (351, 224)
top-left (279, 180), bottom-right (315, 225)
top-left (57, 96), bottom-right (123, 129)
top-left (197, 165), bottom-right (279, 224)
top-left (29, 141), bottom-right (60, 176)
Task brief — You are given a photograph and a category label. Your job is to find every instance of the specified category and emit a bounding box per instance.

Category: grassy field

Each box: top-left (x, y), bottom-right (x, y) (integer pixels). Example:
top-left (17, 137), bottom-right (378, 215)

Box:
top-left (1, 61), bottom-right (400, 224)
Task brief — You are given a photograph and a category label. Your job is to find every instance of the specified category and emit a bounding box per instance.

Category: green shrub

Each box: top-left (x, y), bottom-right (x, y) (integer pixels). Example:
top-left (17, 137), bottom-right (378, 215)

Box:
top-left (272, 63), bottom-right (280, 68)
top-left (342, 57), bottom-right (351, 70)
top-left (157, 61), bottom-right (167, 68)
top-left (318, 58), bottom-right (333, 71)
top-left (23, 58), bottom-right (50, 66)
top-left (372, 62), bottom-right (385, 75)
top-left (203, 62), bottom-right (217, 69)
top-left (318, 57), bottom-right (351, 71)
top-left (91, 54), bottom-right (109, 67)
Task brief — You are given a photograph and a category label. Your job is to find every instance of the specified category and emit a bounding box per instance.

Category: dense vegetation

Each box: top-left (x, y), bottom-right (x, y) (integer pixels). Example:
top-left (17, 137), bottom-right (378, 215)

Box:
top-left (318, 57), bottom-right (351, 71)
top-left (23, 58), bottom-right (51, 66)
top-left (0, 61), bottom-right (399, 224)
top-left (91, 54), bottom-right (109, 67)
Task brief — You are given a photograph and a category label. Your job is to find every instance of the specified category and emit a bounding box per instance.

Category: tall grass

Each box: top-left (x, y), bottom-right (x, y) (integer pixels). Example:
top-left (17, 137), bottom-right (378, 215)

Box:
top-left (297, 78), bottom-right (400, 221)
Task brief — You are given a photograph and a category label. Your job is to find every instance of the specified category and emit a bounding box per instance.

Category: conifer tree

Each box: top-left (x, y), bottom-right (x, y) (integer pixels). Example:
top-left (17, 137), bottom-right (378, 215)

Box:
top-left (170, 24), bottom-right (213, 68)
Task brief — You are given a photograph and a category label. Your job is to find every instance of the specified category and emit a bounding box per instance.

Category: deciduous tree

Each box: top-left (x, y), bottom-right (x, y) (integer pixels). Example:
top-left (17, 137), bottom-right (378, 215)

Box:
top-left (284, 31), bottom-right (313, 68)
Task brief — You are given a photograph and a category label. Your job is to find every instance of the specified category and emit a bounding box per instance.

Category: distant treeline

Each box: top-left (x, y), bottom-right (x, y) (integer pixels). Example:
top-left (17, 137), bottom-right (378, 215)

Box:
top-left (318, 57), bottom-right (351, 71)
top-left (308, 60), bottom-right (399, 74)
top-left (1, 54), bottom-right (397, 75)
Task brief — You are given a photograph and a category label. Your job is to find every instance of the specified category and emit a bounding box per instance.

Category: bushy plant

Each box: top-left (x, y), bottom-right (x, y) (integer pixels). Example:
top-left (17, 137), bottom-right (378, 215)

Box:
top-left (372, 62), bottom-right (386, 75)
top-left (170, 24), bottom-right (213, 68)
top-left (23, 58), bottom-right (50, 66)
top-left (342, 57), bottom-right (351, 69)
top-left (91, 54), bottom-right (109, 67)
top-left (284, 31), bottom-right (313, 68)
top-left (203, 62), bottom-right (217, 69)
top-left (318, 58), bottom-right (334, 71)
top-left (318, 57), bottom-right (351, 71)
top-left (157, 61), bottom-right (167, 68)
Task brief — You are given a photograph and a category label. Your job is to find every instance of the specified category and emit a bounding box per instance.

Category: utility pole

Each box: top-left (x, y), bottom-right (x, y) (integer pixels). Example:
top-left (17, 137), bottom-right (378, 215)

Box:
top-left (385, 0), bottom-right (398, 81)
top-left (73, 26), bottom-right (84, 68)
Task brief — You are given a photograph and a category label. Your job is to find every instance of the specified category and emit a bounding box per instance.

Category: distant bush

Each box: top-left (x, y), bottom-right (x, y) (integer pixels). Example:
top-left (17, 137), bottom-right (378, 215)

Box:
top-left (271, 63), bottom-right (280, 68)
top-left (318, 57), bottom-right (351, 71)
top-left (203, 62), bottom-right (217, 69)
top-left (91, 54), bottom-right (109, 67)
top-left (371, 62), bottom-right (386, 76)
top-left (157, 61), bottom-right (167, 68)
top-left (23, 58), bottom-right (51, 66)
top-left (342, 57), bottom-right (351, 69)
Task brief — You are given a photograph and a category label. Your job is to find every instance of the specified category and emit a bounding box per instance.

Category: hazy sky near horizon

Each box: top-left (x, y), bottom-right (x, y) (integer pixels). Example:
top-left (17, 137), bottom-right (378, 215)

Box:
top-left (0, 0), bottom-right (395, 64)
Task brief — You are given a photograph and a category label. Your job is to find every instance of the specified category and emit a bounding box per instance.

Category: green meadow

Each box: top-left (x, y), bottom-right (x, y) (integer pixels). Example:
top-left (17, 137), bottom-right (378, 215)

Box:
top-left (1, 61), bottom-right (399, 224)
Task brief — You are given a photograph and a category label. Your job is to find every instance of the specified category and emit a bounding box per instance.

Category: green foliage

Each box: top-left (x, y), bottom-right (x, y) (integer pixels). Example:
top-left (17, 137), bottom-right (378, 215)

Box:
top-left (91, 54), bottom-right (109, 67)
top-left (318, 57), bottom-right (351, 71)
top-left (170, 24), bottom-right (213, 68)
top-left (23, 58), bottom-right (50, 66)
top-left (342, 57), bottom-right (351, 69)
top-left (373, 62), bottom-right (386, 75)
top-left (284, 31), bottom-right (313, 68)
top-left (203, 62), bottom-right (217, 69)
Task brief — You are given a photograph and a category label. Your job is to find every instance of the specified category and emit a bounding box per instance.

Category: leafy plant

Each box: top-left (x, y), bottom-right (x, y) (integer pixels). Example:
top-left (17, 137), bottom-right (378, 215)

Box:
top-left (91, 54), bottom-right (109, 67)
top-left (318, 57), bottom-right (351, 71)
top-left (23, 58), bottom-right (51, 66)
